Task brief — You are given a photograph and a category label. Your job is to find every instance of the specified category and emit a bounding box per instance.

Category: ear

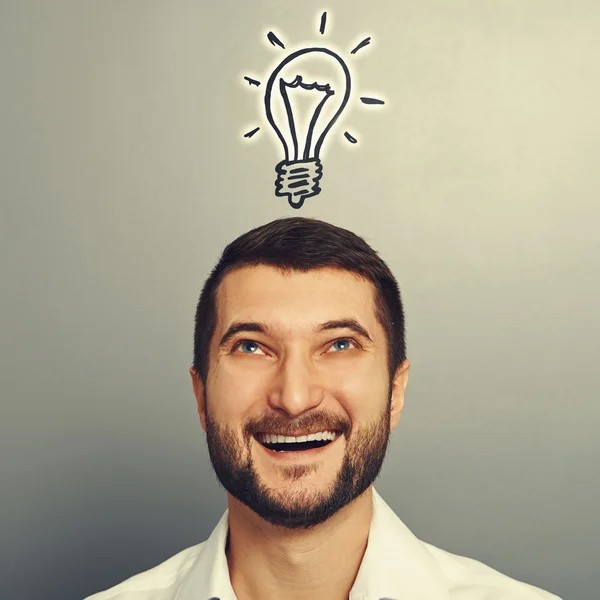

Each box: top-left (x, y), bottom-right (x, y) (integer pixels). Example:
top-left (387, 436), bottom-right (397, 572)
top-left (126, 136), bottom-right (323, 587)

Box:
top-left (389, 359), bottom-right (410, 432)
top-left (189, 367), bottom-right (207, 432)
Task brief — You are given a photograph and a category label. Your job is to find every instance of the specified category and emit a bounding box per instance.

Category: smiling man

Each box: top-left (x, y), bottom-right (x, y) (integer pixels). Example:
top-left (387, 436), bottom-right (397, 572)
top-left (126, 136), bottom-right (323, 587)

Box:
top-left (86, 218), bottom-right (561, 600)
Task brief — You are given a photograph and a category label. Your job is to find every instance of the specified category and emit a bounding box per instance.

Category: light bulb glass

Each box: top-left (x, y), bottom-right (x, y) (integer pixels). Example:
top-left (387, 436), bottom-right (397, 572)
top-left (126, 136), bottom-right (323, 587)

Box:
top-left (264, 47), bottom-right (351, 208)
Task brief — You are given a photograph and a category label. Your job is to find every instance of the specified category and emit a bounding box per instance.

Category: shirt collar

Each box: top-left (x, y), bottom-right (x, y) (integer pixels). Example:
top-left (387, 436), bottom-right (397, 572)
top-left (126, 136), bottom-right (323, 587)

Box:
top-left (350, 488), bottom-right (448, 600)
top-left (175, 488), bottom-right (449, 600)
top-left (175, 508), bottom-right (237, 600)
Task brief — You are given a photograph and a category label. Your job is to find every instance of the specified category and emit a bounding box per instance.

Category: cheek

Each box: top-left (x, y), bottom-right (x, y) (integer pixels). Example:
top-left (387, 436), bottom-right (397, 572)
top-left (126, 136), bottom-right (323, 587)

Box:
top-left (326, 352), bottom-right (389, 387)
top-left (208, 361), bottom-right (267, 420)
top-left (326, 356), bottom-right (390, 411)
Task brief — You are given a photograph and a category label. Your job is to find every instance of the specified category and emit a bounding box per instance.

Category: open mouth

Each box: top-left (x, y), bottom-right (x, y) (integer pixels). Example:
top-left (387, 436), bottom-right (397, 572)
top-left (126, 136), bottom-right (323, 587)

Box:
top-left (254, 431), bottom-right (340, 453)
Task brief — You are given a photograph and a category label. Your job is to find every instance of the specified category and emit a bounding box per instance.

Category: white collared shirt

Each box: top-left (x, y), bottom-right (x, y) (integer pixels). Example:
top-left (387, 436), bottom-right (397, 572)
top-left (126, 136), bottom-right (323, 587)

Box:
top-left (85, 488), bottom-right (562, 600)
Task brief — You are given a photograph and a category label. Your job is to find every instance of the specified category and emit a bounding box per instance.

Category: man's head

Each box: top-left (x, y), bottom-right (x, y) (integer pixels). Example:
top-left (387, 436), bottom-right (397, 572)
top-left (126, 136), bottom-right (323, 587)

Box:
top-left (190, 218), bottom-right (409, 529)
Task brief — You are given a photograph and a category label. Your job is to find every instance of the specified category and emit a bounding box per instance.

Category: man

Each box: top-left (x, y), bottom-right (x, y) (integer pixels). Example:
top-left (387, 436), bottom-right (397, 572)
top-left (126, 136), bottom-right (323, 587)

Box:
top-left (86, 217), bottom-right (561, 600)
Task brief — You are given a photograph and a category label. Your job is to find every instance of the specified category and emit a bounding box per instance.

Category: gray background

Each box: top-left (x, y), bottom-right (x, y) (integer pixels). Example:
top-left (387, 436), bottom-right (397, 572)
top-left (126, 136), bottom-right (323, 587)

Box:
top-left (1, 1), bottom-right (598, 599)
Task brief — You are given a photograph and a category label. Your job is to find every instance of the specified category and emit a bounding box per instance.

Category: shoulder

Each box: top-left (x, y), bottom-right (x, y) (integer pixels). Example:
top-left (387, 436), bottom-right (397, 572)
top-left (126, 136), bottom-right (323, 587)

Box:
top-left (422, 541), bottom-right (563, 600)
top-left (83, 541), bottom-right (207, 600)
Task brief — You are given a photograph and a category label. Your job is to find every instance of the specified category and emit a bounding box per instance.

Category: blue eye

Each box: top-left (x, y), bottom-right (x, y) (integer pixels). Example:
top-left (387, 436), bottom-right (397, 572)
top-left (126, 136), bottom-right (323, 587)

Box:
top-left (239, 341), bottom-right (260, 354)
top-left (330, 339), bottom-right (354, 352)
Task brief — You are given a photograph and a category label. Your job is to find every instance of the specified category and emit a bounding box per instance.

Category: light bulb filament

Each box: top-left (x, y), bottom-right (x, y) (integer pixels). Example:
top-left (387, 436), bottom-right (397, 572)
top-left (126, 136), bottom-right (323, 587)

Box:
top-left (279, 75), bottom-right (335, 161)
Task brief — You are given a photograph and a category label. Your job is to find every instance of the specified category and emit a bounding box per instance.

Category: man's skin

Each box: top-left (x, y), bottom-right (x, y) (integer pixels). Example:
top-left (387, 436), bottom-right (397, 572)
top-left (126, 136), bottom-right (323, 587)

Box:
top-left (190, 265), bottom-right (411, 600)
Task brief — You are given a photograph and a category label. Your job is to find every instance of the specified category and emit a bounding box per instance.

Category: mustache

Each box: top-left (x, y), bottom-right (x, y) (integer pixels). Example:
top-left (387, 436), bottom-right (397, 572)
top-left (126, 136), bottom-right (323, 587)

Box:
top-left (244, 411), bottom-right (351, 438)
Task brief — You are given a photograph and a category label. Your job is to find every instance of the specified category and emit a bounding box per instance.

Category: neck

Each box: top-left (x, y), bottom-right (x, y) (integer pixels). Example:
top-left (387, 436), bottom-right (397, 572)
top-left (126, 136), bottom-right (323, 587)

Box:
top-left (225, 487), bottom-right (373, 600)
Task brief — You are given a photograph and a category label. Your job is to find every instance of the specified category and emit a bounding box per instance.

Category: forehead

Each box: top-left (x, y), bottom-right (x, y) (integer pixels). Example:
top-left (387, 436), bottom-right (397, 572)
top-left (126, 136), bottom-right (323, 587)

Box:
top-left (214, 265), bottom-right (380, 334)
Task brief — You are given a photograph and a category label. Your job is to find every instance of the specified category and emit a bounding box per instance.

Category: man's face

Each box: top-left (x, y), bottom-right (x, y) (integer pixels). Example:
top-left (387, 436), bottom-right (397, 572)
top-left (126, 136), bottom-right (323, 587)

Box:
top-left (191, 265), bottom-right (409, 529)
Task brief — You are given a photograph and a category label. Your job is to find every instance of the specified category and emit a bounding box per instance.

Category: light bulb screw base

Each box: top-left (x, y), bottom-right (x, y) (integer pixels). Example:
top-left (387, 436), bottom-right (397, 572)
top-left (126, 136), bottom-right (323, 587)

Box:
top-left (274, 159), bottom-right (323, 209)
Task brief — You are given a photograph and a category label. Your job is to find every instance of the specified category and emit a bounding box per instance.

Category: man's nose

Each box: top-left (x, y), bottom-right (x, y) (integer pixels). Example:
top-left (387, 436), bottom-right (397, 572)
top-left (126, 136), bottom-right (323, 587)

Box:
top-left (267, 350), bottom-right (325, 417)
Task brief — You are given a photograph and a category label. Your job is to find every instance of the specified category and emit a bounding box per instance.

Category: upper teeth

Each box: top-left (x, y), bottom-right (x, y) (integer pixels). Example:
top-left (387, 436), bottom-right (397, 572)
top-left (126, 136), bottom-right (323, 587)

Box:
top-left (258, 431), bottom-right (337, 444)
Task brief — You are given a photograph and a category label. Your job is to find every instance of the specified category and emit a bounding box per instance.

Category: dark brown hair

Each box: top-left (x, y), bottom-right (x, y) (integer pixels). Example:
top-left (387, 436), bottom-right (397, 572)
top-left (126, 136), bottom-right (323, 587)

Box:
top-left (193, 217), bottom-right (406, 383)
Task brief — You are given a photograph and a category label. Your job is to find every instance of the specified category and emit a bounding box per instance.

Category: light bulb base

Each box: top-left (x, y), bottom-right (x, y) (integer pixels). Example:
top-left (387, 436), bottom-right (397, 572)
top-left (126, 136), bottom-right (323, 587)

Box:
top-left (274, 159), bottom-right (323, 209)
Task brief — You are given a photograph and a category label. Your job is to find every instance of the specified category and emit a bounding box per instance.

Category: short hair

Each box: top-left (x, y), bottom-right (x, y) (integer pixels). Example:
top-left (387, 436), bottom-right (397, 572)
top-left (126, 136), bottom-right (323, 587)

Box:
top-left (193, 217), bottom-right (406, 384)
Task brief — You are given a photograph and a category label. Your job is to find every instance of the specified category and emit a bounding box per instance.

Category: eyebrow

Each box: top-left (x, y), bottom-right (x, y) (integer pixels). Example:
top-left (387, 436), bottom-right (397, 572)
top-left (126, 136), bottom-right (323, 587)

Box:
top-left (219, 321), bottom-right (266, 348)
top-left (315, 319), bottom-right (374, 343)
top-left (218, 318), bottom-right (374, 348)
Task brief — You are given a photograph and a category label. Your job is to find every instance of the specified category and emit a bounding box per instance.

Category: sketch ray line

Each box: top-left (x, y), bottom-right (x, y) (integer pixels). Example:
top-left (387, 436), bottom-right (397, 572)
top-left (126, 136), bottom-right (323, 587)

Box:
top-left (267, 31), bottom-right (285, 49)
top-left (344, 131), bottom-right (358, 143)
top-left (350, 37), bottom-right (371, 55)
top-left (360, 96), bottom-right (385, 105)
top-left (244, 76), bottom-right (261, 86)
top-left (243, 126), bottom-right (260, 139)
top-left (319, 12), bottom-right (327, 34)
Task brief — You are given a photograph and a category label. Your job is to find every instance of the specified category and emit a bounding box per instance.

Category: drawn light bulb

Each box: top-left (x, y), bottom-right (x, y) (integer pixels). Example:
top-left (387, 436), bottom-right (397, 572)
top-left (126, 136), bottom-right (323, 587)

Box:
top-left (264, 48), bottom-right (351, 209)
top-left (242, 12), bottom-right (386, 209)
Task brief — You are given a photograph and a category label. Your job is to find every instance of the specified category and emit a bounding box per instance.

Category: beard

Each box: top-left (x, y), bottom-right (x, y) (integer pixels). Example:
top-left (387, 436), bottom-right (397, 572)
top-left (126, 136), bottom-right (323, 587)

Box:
top-left (204, 396), bottom-right (392, 530)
